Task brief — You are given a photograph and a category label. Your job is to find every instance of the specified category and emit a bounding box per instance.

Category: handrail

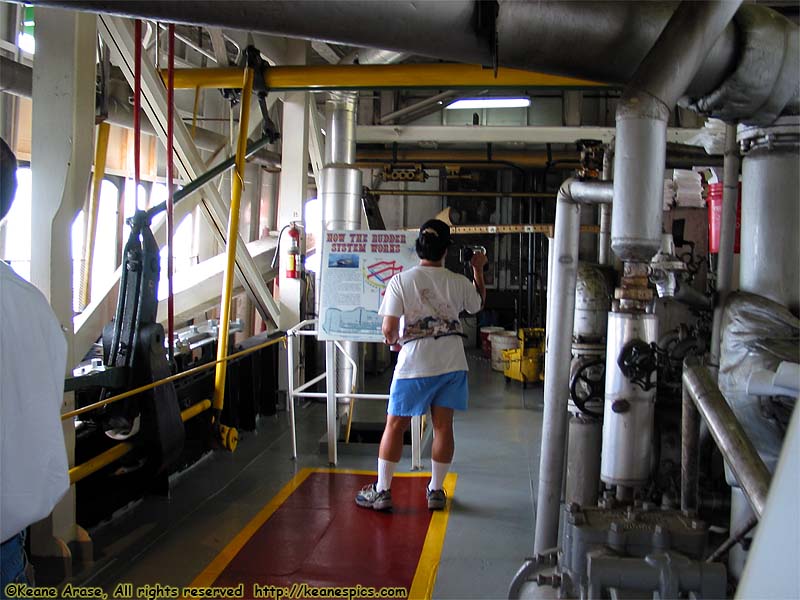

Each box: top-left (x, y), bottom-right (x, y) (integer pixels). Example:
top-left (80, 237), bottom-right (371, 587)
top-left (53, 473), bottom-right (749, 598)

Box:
top-left (62, 335), bottom-right (286, 420)
top-left (69, 399), bottom-right (212, 484)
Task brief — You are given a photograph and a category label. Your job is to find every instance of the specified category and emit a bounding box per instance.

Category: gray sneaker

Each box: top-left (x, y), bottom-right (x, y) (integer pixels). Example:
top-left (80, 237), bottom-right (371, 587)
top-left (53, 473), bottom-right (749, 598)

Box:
top-left (427, 486), bottom-right (447, 510)
top-left (355, 483), bottom-right (392, 511)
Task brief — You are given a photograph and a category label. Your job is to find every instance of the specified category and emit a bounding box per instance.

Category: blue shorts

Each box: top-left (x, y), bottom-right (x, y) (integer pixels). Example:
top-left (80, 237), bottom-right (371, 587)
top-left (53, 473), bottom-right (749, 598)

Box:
top-left (388, 371), bottom-right (468, 416)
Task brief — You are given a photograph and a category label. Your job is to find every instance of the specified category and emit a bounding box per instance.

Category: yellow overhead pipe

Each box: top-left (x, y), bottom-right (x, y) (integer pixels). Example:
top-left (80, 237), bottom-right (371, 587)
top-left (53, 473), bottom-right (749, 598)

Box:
top-left (160, 63), bottom-right (605, 91)
top-left (212, 65), bottom-right (255, 416)
top-left (80, 121), bottom-right (111, 309)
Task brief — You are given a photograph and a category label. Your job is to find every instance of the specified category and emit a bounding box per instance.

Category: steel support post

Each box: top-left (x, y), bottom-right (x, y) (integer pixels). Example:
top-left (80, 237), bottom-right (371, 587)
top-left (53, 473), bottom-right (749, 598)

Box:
top-left (326, 340), bottom-right (338, 465)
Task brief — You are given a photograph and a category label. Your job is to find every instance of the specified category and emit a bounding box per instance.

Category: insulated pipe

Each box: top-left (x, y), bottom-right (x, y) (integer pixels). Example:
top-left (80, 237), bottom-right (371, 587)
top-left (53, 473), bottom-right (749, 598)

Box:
top-left (30, 1), bottom-right (741, 98)
top-left (611, 0), bottom-right (741, 263)
top-left (682, 358), bottom-right (771, 518)
top-left (710, 123), bottom-right (739, 366)
top-left (738, 117), bottom-right (800, 314)
top-left (534, 178), bottom-right (612, 554)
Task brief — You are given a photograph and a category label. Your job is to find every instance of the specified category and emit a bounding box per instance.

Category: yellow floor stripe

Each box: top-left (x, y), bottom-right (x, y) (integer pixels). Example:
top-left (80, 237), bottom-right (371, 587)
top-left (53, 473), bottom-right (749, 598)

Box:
top-left (409, 472), bottom-right (458, 600)
top-left (188, 467), bottom-right (456, 600)
top-left (189, 467), bottom-right (315, 588)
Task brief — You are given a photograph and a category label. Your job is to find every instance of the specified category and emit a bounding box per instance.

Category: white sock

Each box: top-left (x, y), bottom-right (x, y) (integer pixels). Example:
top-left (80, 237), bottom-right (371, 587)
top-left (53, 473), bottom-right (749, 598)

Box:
top-left (377, 458), bottom-right (397, 492)
top-left (430, 460), bottom-right (450, 491)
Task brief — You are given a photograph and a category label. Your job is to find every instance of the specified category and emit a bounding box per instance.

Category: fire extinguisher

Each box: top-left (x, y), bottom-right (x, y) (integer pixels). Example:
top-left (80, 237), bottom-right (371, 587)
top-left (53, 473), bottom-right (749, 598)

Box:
top-left (286, 223), bottom-right (301, 279)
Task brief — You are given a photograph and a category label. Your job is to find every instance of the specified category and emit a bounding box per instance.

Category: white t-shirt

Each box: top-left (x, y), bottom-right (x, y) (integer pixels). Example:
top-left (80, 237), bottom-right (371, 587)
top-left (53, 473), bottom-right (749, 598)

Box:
top-left (378, 265), bottom-right (482, 379)
top-left (1, 261), bottom-right (69, 542)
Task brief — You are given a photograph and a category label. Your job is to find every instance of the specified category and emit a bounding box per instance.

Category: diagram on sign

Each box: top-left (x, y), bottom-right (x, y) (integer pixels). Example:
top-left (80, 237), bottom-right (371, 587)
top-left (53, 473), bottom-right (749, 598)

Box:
top-left (319, 231), bottom-right (418, 342)
top-left (365, 260), bottom-right (404, 293)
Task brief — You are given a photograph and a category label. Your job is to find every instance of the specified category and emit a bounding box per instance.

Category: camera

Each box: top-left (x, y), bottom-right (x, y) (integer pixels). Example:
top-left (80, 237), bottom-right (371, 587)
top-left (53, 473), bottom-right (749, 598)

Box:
top-left (459, 245), bottom-right (487, 266)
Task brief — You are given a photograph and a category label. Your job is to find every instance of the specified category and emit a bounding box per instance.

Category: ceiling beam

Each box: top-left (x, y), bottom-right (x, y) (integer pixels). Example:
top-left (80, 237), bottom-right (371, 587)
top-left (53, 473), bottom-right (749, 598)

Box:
top-left (355, 125), bottom-right (707, 146)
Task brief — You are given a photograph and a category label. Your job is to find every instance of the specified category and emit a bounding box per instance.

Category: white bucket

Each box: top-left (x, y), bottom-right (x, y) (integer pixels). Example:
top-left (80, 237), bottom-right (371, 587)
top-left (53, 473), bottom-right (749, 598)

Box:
top-left (488, 331), bottom-right (518, 371)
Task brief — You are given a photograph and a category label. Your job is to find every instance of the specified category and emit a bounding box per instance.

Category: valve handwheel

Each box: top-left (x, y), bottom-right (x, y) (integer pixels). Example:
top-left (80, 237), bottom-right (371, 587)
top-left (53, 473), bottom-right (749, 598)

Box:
top-left (569, 357), bottom-right (605, 418)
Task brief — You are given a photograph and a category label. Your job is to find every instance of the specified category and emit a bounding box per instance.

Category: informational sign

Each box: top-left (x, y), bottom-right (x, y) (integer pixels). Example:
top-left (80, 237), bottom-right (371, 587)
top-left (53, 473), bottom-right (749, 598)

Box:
top-left (318, 230), bottom-right (419, 342)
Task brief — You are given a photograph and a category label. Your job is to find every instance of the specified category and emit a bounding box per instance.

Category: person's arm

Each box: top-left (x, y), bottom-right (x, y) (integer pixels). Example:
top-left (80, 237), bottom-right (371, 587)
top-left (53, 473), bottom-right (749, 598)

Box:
top-left (378, 274), bottom-right (403, 350)
top-left (470, 252), bottom-right (488, 309)
top-left (382, 316), bottom-right (401, 349)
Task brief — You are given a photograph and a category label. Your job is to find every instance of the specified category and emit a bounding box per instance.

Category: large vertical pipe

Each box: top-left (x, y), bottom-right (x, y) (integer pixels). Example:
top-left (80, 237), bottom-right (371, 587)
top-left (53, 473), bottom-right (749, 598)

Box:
top-left (534, 179), bottom-right (612, 554)
top-left (535, 194), bottom-right (581, 554)
top-left (738, 117), bottom-right (800, 314)
top-left (600, 312), bottom-right (658, 487)
top-left (611, 0), bottom-right (741, 264)
top-left (322, 92), bottom-right (362, 399)
top-left (710, 123), bottom-right (740, 365)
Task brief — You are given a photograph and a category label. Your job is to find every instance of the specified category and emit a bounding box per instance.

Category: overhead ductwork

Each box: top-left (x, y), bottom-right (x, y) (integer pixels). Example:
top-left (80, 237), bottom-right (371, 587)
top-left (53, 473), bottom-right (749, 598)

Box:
top-left (611, 0), bottom-right (742, 263)
top-left (28, 1), bottom-right (799, 124)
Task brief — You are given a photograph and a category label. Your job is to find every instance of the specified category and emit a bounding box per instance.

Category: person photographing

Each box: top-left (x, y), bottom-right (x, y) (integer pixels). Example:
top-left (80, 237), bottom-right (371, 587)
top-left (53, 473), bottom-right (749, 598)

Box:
top-left (356, 219), bottom-right (487, 511)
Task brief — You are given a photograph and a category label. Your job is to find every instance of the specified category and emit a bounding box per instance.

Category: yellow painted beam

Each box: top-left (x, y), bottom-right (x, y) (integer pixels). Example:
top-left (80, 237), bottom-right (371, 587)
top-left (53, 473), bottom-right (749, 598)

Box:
top-left (161, 63), bottom-right (606, 91)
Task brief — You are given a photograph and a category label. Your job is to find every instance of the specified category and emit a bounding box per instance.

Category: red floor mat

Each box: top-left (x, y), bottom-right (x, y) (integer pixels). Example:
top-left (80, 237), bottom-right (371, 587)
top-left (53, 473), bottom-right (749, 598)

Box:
top-left (208, 471), bottom-right (437, 597)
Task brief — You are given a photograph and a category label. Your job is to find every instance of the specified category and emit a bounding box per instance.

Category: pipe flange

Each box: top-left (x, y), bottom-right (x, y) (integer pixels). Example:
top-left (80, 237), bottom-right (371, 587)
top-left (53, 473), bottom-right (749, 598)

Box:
top-left (738, 115), bottom-right (800, 154)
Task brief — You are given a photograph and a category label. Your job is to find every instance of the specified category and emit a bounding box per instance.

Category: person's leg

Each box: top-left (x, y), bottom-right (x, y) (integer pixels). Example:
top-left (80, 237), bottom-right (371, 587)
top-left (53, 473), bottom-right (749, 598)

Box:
top-left (430, 405), bottom-right (455, 490)
top-left (377, 415), bottom-right (411, 491)
top-left (1, 531), bottom-right (28, 599)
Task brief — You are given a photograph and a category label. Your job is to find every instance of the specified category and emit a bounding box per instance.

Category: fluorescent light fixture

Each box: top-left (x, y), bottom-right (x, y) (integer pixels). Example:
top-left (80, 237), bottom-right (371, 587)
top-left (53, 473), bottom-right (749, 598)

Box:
top-left (445, 97), bottom-right (530, 110)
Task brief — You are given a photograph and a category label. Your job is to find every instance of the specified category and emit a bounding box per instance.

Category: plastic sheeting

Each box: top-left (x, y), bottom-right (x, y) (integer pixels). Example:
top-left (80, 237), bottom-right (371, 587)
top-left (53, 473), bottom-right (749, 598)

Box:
top-left (719, 292), bottom-right (799, 474)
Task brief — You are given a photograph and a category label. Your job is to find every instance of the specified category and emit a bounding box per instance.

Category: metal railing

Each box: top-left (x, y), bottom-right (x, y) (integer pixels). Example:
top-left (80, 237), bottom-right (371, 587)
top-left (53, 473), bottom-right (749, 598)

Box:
top-left (287, 319), bottom-right (422, 468)
top-left (65, 335), bottom-right (286, 483)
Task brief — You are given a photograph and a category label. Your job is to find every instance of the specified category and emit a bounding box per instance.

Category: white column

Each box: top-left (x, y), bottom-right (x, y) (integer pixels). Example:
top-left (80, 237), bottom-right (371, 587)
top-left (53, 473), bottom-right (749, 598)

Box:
top-left (277, 40), bottom-right (309, 398)
top-left (277, 40), bottom-right (309, 331)
top-left (29, 6), bottom-right (96, 569)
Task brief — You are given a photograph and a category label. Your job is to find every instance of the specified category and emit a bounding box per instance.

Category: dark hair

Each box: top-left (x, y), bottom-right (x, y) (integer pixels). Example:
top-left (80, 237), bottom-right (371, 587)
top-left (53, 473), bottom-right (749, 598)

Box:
top-left (0, 137), bottom-right (17, 222)
top-left (415, 219), bottom-right (451, 261)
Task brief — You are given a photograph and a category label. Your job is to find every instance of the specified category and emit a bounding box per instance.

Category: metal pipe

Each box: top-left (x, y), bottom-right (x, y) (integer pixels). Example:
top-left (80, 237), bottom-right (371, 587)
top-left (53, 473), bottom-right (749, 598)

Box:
top-left (598, 147), bottom-right (612, 266)
top-left (287, 333), bottom-right (297, 458)
top-left (710, 122), bottom-right (739, 366)
top-left (322, 92), bottom-right (362, 403)
top-left (212, 65), bottom-right (255, 413)
top-left (64, 336), bottom-right (286, 420)
top-left (147, 135), bottom-right (275, 219)
top-left (80, 121), bottom-right (111, 309)
top-left (534, 178), bottom-right (612, 554)
top-left (612, 0), bottom-right (741, 263)
top-left (681, 379), bottom-right (700, 513)
top-left (706, 515), bottom-right (758, 563)
top-left (34, 1), bottom-right (742, 96)
top-left (682, 358), bottom-right (772, 518)
top-left (738, 117), bottom-right (800, 314)
top-left (158, 63), bottom-right (603, 91)
top-left (373, 189), bottom-right (552, 199)
top-left (325, 341), bottom-right (338, 465)
top-left (378, 90), bottom-right (456, 124)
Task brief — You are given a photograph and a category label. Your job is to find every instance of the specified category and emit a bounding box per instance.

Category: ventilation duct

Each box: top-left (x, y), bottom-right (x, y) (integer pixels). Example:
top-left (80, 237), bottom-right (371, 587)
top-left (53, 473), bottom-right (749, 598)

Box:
top-left (28, 1), bottom-right (799, 124)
